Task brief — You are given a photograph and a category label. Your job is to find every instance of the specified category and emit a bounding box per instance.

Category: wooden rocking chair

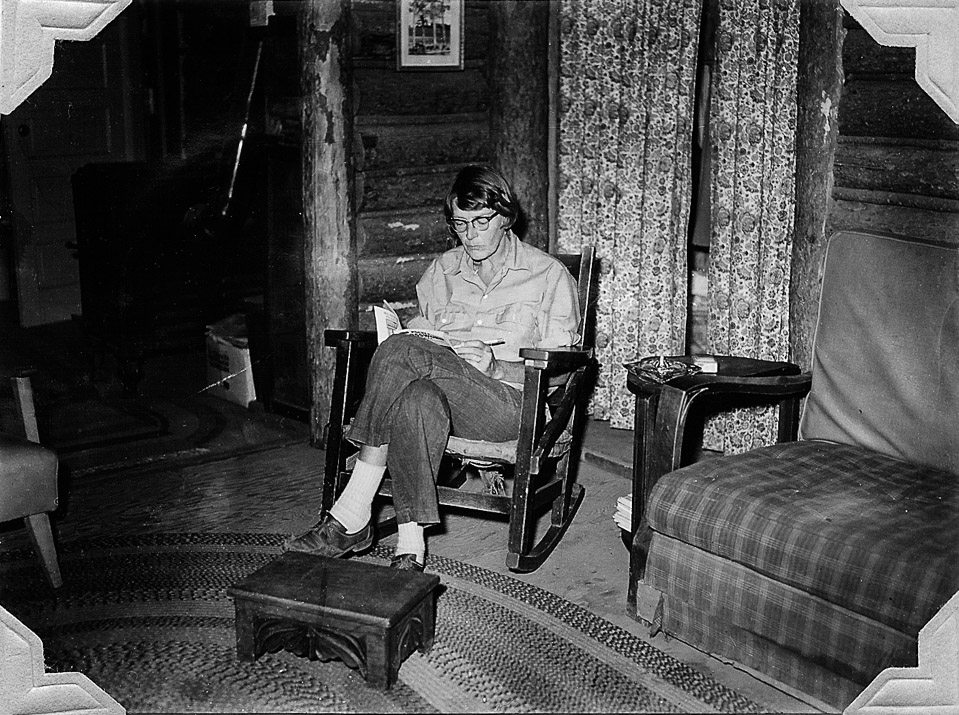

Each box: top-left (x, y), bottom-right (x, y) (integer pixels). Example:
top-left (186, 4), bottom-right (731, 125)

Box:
top-left (321, 248), bottom-right (597, 572)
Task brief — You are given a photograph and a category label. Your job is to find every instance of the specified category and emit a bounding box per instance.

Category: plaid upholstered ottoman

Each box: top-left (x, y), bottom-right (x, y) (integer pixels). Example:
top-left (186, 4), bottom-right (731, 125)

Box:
top-left (228, 552), bottom-right (440, 689)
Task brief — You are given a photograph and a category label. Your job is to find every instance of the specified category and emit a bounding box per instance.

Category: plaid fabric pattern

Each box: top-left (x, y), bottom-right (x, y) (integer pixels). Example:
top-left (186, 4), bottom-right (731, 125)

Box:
top-left (645, 533), bottom-right (912, 706)
top-left (646, 440), bottom-right (959, 635)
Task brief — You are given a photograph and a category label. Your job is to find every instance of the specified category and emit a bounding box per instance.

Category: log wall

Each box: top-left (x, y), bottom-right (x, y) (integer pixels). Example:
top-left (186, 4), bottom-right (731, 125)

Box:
top-left (828, 13), bottom-right (959, 241)
top-left (263, 0), bottom-right (492, 416)
top-left (352, 0), bottom-right (492, 327)
top-left (791, 0), bottom-right (844, 372)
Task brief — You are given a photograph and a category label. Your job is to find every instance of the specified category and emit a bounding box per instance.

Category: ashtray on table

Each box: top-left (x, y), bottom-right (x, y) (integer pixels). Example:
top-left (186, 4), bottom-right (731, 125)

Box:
top-left (623, 356), bottom-right (702, 384)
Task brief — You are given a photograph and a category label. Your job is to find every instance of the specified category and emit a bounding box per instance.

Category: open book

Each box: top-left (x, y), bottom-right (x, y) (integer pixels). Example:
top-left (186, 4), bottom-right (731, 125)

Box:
top-left (373, 303), bottom-right (506, 350)
top-left (373, 304), bottom-right (458, 349)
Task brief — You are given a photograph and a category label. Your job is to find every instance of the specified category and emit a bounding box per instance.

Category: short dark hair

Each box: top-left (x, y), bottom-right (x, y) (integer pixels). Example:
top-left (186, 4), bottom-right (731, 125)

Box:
top-left (444, 165), bottom-right (520, 239)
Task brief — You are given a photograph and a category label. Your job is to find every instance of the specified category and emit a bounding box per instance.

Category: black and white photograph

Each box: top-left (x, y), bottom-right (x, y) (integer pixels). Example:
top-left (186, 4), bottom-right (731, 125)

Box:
top-left (0, 1), bottom-right (956, 713)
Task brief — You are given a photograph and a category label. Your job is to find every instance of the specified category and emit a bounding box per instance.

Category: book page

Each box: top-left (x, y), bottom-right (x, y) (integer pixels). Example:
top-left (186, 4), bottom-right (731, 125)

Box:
top-left (373, 303), bottom-right (500, 351)
top-left (396, 328), bottom-right (457, 350)
top-left (373, 304), bottom-right (402, 345)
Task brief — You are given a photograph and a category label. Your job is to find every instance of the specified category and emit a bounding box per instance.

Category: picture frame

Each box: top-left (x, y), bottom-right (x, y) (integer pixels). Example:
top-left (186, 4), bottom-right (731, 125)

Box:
top-left (396, 0), bottom-right (464, 71)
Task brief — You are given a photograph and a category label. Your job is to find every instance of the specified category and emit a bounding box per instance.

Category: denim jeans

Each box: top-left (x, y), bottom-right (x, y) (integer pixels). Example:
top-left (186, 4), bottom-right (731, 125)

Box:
top-left (346, 334), bottom-right (523, 525)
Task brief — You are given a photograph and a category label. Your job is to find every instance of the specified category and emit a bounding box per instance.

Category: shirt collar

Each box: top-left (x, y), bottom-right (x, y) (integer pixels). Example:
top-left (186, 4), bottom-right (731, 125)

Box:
top-left (445, 231), bottom-right (529, 276)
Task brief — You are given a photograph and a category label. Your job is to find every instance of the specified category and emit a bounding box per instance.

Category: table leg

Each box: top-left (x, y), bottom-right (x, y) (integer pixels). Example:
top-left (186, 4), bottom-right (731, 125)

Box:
top-left (778, 394), bottom-right (802, 442)
top-left (366, 632), bottom-right (391, 690)
top-left (628, 389), bottom-right (658, 603)
top-left (419, 598), bottom-right (436, 651)
top-left (235, 603), bottom-right (257, 662)
top-left (630, 389), bottom-right (658, 539)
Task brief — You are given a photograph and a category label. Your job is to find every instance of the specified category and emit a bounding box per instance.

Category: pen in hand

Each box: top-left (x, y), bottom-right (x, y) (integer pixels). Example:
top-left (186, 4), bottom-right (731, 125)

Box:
top-left (452, 338), bottom-right (505, 355)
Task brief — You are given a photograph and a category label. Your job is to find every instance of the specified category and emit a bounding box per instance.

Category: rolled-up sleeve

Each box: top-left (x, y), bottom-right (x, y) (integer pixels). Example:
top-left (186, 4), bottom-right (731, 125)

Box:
top-left (537, 262), bottom-right (581, 349)
top-left (407, 260), bottom-right (444, 331)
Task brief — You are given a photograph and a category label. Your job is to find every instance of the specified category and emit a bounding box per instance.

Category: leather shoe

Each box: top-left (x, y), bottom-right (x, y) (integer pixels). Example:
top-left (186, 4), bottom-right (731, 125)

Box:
top-left (285, 514), bottom-right (373, 557)
top-left (390, 553), bottom-right (425, 572)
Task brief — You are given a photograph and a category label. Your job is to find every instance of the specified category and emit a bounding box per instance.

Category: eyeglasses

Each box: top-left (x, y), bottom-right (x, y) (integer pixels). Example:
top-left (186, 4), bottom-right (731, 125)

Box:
top-left (448, 213), bottom-right (497, 233)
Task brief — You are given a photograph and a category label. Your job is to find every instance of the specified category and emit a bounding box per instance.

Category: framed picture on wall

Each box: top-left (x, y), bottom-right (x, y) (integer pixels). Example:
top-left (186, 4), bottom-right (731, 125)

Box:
top-left (397, 0), bottom-right (464, 71)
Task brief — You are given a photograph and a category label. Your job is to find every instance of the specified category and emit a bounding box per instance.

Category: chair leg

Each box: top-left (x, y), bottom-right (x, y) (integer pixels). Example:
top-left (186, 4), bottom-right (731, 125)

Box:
top-left (375, 513), bottom-right (399, 539)
top-left (24, 513), bottom-right (63, 589)
top-left (506, 448), bottom-right (586, 573)
top-left (506, 484), bottom-right (584, 573)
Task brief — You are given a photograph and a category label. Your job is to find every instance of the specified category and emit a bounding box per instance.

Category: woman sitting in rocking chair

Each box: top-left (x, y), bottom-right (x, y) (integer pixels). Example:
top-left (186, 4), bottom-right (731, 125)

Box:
top-left (285, 165), bottom-right (581, 571)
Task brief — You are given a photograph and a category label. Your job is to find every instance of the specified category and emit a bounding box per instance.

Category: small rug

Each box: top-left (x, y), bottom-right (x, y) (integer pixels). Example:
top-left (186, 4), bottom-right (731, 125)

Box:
top-left (0, 387), bottom-right (170, 452)
top-left (51, 397), bottom-right (307, 479)
top-left (50, 396), bottom-right (224, 477)
top-left (0, 534), bottom-right (763, 713)
top-left (41, 399), bottom-right (169, 453)
top-left (1, 388), bottom-right (221, 476)
top-left (3, 321), bottom-right (307, 478)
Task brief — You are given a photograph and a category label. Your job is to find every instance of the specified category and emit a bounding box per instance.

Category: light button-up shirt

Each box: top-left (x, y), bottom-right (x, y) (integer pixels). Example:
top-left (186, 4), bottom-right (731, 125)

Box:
top-left (408, 234), bottom-right (581, 372)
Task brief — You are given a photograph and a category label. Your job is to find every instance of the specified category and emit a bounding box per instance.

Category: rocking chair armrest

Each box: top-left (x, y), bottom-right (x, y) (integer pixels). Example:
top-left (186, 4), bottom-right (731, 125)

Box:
top-left (519, 346), bottom-right (593, 373)
top-left (324, 329), bottom-right (378, 348)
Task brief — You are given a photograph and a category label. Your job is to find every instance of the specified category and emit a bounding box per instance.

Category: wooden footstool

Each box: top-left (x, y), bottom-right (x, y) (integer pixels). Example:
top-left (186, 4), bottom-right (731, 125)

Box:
top-left (228, 551), bottom-right (440, 690)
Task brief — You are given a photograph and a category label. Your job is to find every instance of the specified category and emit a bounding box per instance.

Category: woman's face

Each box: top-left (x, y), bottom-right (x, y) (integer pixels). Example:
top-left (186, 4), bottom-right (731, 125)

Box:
top-left (450, 206), bottom-right (510, 264)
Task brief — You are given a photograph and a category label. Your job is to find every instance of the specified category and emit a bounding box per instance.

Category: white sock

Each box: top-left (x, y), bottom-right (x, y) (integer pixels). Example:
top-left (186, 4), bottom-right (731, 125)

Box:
top-left (395, 522), bottom-right (426, 563)
top-left (329, 460), bottom-right (386, 534)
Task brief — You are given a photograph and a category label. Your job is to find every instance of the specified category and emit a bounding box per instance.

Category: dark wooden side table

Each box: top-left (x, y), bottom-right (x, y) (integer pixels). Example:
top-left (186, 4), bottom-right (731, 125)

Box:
top-left (625, 356), bottom-right (811, 597)
top-left (228, 552), bottom-right (441, 690)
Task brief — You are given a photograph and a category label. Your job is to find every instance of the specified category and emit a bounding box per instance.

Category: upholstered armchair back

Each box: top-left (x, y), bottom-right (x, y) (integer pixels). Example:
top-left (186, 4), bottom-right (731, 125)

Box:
top-left (799, 230), bottom-right (959, 475)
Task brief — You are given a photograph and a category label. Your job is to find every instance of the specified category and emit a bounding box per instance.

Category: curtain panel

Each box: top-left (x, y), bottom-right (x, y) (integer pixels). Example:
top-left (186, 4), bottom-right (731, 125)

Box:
top-left (557, 0), bottom-right (701, 429)
top-left (704, 0), bottom-right (800, 453)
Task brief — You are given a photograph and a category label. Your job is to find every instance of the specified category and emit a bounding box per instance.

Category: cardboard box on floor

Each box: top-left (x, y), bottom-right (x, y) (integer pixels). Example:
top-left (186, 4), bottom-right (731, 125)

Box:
top-left (206, 314), bottom-right (256, 407)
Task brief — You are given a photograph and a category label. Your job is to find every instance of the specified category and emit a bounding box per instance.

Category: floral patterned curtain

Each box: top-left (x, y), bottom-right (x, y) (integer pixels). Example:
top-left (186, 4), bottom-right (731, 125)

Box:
top-left (704, 0), bottom-right (800, 453)
top-left (557, 0), bottom-right (701, 429)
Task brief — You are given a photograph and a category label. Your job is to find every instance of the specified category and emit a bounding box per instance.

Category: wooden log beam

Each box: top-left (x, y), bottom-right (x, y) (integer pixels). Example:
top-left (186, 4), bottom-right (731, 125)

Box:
top-left (300, 0), bottom-right (358, 446)
top-left (832, 186), bottom-right (959, 213)
top-left (834, 140), bottom-right (959, 200)
top-left (829, 198), bottom-right (959, 240)
top-left (488, 0), bottom-right (550, 249)
top-left (791, 0), bottom-right (845, 372)
top-left (359, 254), bottom-right (439, 305)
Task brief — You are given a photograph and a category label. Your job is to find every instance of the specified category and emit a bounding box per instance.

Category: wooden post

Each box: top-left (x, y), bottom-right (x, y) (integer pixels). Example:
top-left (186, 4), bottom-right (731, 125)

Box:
top-left (488, 0), bottom-right (551, 250)
top-left (791, 0), bottom-right (845, 371)
top-left (300, 0), bottom-right (358, 446)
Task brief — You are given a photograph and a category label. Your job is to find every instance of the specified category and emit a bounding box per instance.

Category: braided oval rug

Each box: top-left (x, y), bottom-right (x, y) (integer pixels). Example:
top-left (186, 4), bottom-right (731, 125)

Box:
top-left (0, 533), bottom-right (762, 713)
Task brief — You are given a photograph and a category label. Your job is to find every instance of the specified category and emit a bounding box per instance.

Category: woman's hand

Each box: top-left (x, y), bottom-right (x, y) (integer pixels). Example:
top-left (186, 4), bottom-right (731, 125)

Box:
top-left (454, 340), bottom-right (499, 378)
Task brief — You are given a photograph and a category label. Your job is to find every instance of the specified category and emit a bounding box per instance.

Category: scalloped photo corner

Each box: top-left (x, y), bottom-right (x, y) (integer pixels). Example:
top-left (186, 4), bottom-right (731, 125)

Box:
top-left (1, 605), bottom-right (124, 715)
top-left (0, 0), bottom-right (132, 115)
top-left (840, 0), bottom-right (959, 124)
top-left (845, 589), bottom-right (959, 714)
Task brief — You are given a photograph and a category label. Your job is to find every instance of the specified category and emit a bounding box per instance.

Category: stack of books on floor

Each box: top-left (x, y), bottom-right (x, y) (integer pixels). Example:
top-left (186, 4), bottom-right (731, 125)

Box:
top-left (613, 493), bottom-right (631, 532)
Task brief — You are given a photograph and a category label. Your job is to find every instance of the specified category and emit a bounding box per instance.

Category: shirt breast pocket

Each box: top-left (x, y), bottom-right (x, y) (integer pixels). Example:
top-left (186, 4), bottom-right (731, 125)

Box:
top-left (494, 304), bottom-right (538, 339)
top-left (436, 306), bottom-right (472, 331)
